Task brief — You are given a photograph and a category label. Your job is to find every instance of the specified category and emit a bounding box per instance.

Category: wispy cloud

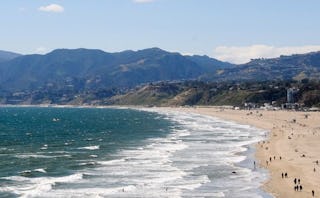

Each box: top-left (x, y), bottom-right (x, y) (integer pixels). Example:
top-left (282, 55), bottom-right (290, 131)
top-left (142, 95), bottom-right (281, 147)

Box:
top-left (38, 4), bottom-right (64, 13)
top-left (213, 45), bottom-right (320, 64)
top-left (133, 0), bottom-right (155, 4)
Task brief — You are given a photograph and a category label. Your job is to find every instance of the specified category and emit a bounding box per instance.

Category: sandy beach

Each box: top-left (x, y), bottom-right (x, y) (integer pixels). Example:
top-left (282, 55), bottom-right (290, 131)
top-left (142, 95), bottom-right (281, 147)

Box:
top-left (164, 106), bottom-right (320, 198)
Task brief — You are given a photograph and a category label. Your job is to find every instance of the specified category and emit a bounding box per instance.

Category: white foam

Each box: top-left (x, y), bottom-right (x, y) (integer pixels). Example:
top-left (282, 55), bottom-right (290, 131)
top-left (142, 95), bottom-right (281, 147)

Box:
top-left (79, 162), bottom-right (97, 166)
top-left (79, 145), bottom-right (100, 150)
top-left (98, 159), bottom-right (126, 165)
top-left (212, 192), bottom-right (226, 197)
top-left (34, 168), bottom-right (47, 173)
top-left (15, 154), bottom-right (53, 159)
top-left (2, 108), bottom-right (270, 197)
top-left (139, 108), bottom-right (269, 197)
top-left (1, 173), bottom-right (84, 197)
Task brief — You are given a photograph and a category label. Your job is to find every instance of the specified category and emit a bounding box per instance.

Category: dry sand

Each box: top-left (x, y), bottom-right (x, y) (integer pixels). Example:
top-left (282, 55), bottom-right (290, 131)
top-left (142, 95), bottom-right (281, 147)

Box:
top-left (164, 106), bottom-right (320, 198)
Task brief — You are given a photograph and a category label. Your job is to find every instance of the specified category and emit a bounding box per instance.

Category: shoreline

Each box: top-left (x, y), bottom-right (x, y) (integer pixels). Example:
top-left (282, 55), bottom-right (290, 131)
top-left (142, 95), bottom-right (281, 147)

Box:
top-left (164, 106), bottom-right (320, 198)
top-left (2, 105), bottom-right (320, 197)
top-left (146, 107), bottom-right (271, 197)
top-left (1, 105), bottom-right (270, 197)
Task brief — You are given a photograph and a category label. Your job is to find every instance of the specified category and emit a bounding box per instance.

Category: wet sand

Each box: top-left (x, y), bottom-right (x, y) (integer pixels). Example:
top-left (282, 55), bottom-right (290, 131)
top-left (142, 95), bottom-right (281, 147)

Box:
top-left (165, 106), bottom-right (320, 198)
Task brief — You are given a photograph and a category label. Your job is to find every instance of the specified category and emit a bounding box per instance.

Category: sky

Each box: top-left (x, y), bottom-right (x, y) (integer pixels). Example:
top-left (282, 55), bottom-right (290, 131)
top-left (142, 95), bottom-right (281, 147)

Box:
top-left (1, 0), bottom-right (320, 64)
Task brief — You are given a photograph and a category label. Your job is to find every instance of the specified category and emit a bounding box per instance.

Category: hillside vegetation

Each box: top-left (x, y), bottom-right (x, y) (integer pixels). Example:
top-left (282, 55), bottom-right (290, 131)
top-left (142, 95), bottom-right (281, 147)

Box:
top-left (108, 80), bottom-right (320, 107)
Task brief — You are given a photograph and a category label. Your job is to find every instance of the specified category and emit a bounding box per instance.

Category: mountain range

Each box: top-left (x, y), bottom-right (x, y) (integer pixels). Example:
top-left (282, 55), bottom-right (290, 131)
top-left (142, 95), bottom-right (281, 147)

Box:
top-left (206, 52), bottom-right (320, 82)
top-left (0, 48), bottom-right (320, 94)
top-left (0, 48), bottom-right (232, 92)
top-left (0, 50), bottom-right (21, 63)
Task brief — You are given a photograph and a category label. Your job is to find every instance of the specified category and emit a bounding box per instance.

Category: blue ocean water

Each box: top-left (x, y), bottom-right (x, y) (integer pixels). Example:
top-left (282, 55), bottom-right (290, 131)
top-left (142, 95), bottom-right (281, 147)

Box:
top-left (0, 107), bottom-right (271, 197)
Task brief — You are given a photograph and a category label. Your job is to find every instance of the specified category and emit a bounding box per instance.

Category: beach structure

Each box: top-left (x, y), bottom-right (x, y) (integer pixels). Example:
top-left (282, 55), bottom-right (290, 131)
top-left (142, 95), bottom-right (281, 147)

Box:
top-left (281, 88), bottom-right (301, 110)
top-left (287, 88), bottom-right (295, 103)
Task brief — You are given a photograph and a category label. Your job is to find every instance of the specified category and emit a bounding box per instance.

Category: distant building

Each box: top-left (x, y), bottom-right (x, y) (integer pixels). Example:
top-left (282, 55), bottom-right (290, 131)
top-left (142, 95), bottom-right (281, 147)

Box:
top-left (287, 88), bottom-right (295, 103)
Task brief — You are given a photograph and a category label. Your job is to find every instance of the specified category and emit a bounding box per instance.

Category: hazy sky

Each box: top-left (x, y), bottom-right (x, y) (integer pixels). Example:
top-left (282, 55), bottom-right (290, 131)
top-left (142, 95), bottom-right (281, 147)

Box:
top-left (1, 0), bottom-right (320, 63)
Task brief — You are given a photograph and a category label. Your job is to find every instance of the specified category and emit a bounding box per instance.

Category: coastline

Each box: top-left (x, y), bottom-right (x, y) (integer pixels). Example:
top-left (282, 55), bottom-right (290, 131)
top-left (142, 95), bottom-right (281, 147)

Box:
top-left (163, 106), bottom-right (320, 198)
top-left (2, 104), bottom-right (320, 197)
top-left (0, 105), bottom-right (270, 197)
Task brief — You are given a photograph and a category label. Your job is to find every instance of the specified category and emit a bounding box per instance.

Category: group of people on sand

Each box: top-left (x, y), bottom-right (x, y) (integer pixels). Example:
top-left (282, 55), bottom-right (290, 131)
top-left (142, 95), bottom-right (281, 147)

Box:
top-left (266, 155), bottom-right (282, 166)
top-left (255, 113), bottom-right (320, 197)
top-left (279, 163), bottom-right (317, 197)
top-left (278, 160), bottom-right (317, 197)
top-left (281, 172), bottom-right (288, 178)
top-left (262, 153), bottom-right (317, 196)
top-left (293, 177), bottom-right (315, 197)
top-left (293, 178), bottom-right (303, 192)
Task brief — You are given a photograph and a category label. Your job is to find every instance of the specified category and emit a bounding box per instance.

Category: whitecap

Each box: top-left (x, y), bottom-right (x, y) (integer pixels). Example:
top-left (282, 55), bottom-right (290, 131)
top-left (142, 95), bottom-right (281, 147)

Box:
top-left (78, 145), bottom-right (100, 150)
top-left (1, 173), bottom-right (84, 197)
top-left (15, 154), bottom-right (53, 159)
top-left (34, 169), bottom-right (47, 173)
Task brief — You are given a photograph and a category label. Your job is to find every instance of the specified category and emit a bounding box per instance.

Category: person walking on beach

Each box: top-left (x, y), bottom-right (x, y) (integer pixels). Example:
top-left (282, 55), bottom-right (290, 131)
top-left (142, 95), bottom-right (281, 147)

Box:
top-left (294, 178), bottom-right (297, 184)
top-left (282, 173), bottom-right (284, 178)
top-left (312, 190), bottom-right (315, 197)
top-left (300, 185), bottom-right (303, 191)
top-left (285, 172), bottom-right (288, 178)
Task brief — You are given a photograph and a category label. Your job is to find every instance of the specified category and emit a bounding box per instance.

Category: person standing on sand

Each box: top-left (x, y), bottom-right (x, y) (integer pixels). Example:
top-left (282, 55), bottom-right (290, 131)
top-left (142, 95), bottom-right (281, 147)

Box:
top-left (282, 173), bottom-right (284, 178)
top-left (294, 178), bottom-right (297, 184)
top-left (312, 190), bottom-right (315, 197)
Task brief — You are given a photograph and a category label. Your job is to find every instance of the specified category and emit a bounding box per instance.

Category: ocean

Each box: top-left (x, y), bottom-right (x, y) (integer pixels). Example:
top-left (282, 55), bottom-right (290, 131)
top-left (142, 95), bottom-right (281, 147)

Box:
top-left (0, 107), bottom-right (271, 198)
